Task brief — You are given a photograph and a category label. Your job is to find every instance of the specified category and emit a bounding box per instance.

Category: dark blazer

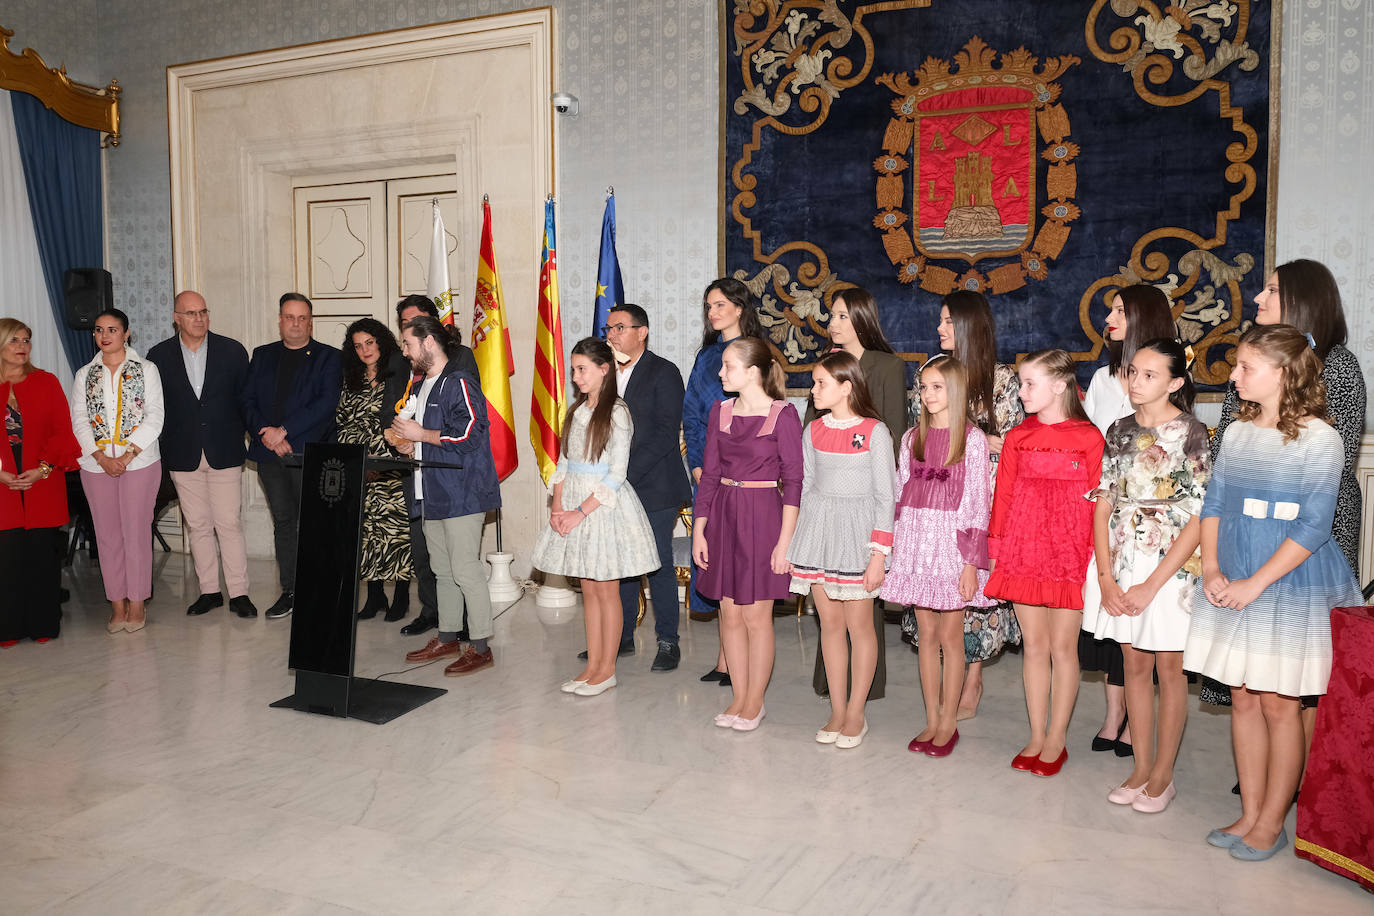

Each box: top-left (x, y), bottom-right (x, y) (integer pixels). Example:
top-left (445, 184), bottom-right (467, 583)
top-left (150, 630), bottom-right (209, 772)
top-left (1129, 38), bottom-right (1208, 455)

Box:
top-left (147, 332), bottom-right (250, 472)
top-left (620, 349), bottom-right (692, 512)
top-left (416, 359), bottom-right (501, 520)
top-left (242, 338), bottom-right (342, 463)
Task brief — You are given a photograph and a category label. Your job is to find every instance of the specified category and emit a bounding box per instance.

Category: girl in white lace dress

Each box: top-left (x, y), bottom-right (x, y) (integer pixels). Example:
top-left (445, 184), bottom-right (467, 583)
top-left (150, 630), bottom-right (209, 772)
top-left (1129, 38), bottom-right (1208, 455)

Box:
top-left (532, 338), bottom-right (657, 697)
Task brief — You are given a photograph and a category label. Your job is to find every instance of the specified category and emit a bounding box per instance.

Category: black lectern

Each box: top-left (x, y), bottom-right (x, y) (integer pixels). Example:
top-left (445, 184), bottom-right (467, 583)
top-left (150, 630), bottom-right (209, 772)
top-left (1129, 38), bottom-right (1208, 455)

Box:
top-left (271, 443), bottom-right (446, 724)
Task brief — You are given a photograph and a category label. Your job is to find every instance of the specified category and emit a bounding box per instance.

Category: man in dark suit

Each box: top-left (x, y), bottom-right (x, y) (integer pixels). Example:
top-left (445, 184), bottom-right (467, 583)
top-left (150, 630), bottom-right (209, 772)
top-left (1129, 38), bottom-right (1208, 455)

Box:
top-left (391, 294), bottom-right (480, 637)
top-left (241, 292), bottom-right (342, 619)
top-left (147, 290), bottom-right (257, 618)
top-left (605, 304), bottom-right (692, 671)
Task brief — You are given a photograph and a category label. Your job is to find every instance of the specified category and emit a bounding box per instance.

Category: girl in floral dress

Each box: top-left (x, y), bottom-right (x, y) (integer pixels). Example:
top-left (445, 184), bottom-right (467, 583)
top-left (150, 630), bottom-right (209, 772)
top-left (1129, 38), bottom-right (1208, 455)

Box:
top-left (1082, 339), bottom-right (1210, 813)
top-left (882, 355), bottom-right (992, 758)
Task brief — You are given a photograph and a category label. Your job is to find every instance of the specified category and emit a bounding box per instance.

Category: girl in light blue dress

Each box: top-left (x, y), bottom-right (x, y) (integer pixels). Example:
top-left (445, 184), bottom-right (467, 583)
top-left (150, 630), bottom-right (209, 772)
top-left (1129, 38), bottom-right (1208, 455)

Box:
top-left (1184, 325), bottom-right (1361, 862)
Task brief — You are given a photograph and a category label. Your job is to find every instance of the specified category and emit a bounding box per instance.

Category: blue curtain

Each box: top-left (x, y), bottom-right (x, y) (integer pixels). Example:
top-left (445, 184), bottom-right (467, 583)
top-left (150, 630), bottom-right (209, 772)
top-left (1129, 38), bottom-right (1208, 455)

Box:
top-left (10, 91), bottom-right (102, 376)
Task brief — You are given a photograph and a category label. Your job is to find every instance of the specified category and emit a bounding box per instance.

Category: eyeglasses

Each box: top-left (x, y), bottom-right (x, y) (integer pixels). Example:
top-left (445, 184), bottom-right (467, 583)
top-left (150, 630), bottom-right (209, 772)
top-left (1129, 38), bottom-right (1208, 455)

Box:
top-left (176, 309), bottom-right (210, 319)
top-left (600, 322), bottom-right (642, 335)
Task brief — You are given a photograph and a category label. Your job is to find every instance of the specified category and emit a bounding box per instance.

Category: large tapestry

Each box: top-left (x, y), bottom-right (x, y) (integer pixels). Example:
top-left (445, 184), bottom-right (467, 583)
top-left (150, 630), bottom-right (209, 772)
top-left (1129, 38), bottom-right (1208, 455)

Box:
top-left (722, 0), bottom-right (1276, 389)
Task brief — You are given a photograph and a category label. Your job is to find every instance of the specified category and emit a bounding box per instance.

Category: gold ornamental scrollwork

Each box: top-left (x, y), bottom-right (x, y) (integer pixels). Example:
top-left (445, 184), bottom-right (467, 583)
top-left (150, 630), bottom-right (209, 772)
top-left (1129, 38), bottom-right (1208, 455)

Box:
top-left (0, 27), bottom-right (121, 146)
top-left (1079, 0), bottom-right (1267, 385)
top-left (729, 1), bottom-right (932, 369)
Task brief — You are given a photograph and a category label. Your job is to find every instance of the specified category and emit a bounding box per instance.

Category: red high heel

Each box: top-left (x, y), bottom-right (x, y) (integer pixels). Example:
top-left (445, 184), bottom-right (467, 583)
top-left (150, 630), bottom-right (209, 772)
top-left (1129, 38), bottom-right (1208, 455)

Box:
top-left (1030, 748), bottom-right (1068, 777)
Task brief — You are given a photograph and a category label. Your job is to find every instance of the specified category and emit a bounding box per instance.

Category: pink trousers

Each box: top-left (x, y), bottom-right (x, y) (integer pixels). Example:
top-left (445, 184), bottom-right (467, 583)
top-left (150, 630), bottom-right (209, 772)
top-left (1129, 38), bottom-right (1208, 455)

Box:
top-left (170, 456), bottom-right (249, 598)
top-left (81, 462), bottom-right (161, 602)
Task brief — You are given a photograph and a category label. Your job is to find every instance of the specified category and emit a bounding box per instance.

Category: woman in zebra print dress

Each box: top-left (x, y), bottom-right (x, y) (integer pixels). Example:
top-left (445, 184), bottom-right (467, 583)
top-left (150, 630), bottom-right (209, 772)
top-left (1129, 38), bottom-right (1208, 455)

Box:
top-left (337, 318), bottom-right (414, 621)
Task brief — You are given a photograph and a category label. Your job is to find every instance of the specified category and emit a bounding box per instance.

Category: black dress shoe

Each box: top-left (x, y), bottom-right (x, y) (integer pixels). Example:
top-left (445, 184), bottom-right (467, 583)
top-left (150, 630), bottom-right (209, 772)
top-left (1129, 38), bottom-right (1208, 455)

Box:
top-left (651, 641), bottom-right (680, 671)
top-left (187, 592), bottom-right (224, 616)
top-left (578, 640), bottom-right (635, 661)
top-left (265, 591), bottom-right (294, 619)
top-left (700, 667), bottom-right (726, 682)
top-left (230, 595), bottom-right (258, 618)
top-left (400, 614), bottom-right (437, 636)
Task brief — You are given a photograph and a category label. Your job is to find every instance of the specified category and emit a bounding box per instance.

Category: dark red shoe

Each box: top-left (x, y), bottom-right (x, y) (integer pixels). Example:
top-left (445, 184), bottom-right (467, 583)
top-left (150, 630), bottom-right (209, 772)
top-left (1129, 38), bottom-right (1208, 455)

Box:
top-left (1011, 752), bottom-right (1037, 771)
top-left (1030, 748), bottom-right (1068, 777)
top-left (908, 736), bottom-right (932, 754)
top-left (925, 729), bottom-right (960, 757)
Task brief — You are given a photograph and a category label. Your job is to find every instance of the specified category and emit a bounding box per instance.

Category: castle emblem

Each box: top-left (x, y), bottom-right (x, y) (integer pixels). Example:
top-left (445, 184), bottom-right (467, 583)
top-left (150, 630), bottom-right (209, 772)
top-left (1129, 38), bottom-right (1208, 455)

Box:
top-left (875, 38), bottom-right (1080, 295)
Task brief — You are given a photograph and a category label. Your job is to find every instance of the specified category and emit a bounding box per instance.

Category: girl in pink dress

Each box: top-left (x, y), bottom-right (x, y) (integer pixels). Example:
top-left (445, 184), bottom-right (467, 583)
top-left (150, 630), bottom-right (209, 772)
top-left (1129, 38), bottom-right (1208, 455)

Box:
top-left (693, 338), bottom-right (803, 732)
top-left (985, 350), bottom-right (1104, 777)
top-left (882, 356), bottom-right (992, 758)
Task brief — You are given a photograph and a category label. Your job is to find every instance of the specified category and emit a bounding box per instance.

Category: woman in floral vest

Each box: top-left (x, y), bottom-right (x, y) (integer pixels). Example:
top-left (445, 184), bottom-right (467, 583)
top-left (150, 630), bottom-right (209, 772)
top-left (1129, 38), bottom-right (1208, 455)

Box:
top-left (70, 308), bottom-right (165, 633)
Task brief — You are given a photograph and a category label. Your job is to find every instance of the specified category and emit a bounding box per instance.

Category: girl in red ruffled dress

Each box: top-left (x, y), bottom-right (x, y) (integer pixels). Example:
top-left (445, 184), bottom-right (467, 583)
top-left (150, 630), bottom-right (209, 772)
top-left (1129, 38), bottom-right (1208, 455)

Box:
top-left (985, 349), bottom-right (1104, 777)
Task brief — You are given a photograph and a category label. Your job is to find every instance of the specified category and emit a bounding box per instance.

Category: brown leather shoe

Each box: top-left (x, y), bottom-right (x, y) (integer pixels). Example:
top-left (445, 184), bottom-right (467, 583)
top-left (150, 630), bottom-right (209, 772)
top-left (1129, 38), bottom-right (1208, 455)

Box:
top-left (443, 646), bottom-right (494, 676)
top-left (405, 637), bottom-right (464, 664)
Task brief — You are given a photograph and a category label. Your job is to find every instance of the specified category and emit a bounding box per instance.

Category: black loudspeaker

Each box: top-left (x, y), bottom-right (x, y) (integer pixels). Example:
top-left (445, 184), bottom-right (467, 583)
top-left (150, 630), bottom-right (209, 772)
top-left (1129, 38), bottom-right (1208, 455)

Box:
top-left (62, 268), bottom-right (112, 331)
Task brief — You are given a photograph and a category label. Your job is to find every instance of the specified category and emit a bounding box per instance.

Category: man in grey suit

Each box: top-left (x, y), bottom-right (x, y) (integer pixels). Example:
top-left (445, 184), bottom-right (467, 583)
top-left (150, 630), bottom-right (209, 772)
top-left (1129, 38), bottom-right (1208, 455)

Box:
top-left (604, 304), bottom-right (692, 671)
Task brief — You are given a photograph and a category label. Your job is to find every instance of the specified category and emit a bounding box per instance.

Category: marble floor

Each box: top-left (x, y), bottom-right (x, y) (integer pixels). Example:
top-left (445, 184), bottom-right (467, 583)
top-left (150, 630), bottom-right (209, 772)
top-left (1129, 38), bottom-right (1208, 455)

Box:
top-left (1, 551), bottom-right (1368, 915)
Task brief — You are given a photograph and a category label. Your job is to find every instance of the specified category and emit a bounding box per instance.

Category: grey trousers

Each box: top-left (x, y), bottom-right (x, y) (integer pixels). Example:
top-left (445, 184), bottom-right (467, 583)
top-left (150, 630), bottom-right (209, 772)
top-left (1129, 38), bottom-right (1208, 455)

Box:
top-left (423, 513), bottom-right (492, 640)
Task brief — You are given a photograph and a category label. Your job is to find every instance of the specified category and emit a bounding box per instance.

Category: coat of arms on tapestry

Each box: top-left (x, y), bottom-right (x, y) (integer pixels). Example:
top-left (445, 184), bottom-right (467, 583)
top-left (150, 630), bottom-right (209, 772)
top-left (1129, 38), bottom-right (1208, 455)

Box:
top-left (722, 0), bottom-right (1276, 389)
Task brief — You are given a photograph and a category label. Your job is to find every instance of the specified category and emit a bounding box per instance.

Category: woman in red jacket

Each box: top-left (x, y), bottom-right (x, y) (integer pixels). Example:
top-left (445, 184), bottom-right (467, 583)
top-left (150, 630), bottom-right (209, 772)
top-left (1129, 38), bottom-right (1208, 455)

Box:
top-left (0, 319), bottom-right (81, 645)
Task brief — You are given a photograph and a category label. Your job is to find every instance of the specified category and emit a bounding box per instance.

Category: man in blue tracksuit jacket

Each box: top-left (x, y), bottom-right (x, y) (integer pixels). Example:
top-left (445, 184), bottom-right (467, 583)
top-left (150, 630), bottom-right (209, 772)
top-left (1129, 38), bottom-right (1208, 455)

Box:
top-left (390, 315), bottom-right (501, 677)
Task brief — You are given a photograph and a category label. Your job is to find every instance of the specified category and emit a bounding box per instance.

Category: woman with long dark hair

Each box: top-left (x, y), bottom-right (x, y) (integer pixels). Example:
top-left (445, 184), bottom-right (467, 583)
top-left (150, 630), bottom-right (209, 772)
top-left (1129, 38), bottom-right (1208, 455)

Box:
top-left (532, 337), bottom-right (659, 696)
top-left (1, 319), bottom-right (81, 646)
top-left (337, 317), bottom-right (413, 621)
top-left (925, 290), bottom-right (1024, 718)
top-left (684, 277), bottom-right (766, 683)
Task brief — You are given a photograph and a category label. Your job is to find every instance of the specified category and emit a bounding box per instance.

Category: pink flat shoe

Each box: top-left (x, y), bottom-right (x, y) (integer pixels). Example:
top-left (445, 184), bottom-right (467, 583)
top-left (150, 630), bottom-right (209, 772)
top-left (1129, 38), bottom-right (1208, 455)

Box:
top-left (713, 712), bottom-right (739, 728)
top-left (1131, 782), bottom-right (1176, 813)
top-left (1108, 782), bottom-right (1147, 805)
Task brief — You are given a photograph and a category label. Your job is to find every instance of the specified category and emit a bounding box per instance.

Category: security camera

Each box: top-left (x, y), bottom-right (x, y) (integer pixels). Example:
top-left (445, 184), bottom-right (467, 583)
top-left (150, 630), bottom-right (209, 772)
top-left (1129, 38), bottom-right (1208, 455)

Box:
top-left (551, 91), bottom-right (579, 117)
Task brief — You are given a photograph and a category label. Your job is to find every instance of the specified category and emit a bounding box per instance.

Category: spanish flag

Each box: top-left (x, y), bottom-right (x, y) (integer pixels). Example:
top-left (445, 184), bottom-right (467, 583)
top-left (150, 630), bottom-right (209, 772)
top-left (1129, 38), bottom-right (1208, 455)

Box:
top-left (471, 197), bottom-right (517, 480)
top-left (530, 198), bottom-right (565, 485)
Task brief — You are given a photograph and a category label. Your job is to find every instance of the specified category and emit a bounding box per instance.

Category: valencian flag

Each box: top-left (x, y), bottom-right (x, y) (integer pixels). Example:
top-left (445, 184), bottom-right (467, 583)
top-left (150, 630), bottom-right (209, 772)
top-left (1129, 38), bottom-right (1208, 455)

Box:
top-left (427, 201), bottom-right (455, 325)
top-left (471, 196), bottom-right (518, 480)
top-left (592, 190), bottom-right (625, 336)
top-left (530, 198), bottom-right (566, 485)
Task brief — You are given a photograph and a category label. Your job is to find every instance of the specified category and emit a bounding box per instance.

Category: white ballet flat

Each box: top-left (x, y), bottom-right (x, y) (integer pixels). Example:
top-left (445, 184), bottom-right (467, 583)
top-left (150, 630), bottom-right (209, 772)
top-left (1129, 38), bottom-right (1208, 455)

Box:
top-left (835, 722), bottom-right (869, 749)
top-left (713, 713), bottom-right (739, 728)
top-left (815, 727), bottom-right (841, 744)
top-left (573, 675), bottom-right (617, 697)
top-left (560, 679), bottom-right (588, 694)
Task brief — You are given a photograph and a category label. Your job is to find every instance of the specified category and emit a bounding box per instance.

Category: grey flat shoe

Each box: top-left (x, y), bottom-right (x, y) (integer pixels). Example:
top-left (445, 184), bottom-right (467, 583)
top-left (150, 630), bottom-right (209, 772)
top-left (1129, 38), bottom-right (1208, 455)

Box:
top-left (1229, 828), bottom-right (1287, 861)
top-left (1206, 828), bottom-right (1243, 848)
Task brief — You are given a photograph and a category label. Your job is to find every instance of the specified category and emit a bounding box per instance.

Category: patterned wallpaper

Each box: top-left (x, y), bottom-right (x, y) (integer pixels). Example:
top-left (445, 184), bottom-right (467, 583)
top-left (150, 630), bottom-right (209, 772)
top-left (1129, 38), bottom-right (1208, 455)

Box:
top-left (1274, 0), bottom-right (1374, 424)
top-left (3, 0), bottom-right (1372, 423)
top-left (3, 0), bottom-right (719, 375)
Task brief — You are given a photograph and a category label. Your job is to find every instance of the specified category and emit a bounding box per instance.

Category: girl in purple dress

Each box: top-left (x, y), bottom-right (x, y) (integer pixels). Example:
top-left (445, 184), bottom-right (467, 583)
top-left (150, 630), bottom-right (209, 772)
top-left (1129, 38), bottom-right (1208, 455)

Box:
top-left (693, 338), bottom-right (803, 732)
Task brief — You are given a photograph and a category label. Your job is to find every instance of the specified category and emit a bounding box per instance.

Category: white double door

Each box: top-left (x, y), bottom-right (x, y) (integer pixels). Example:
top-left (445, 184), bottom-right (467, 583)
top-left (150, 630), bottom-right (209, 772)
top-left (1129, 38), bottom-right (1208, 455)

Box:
top-left (292, 172), bottom-right (469, 348)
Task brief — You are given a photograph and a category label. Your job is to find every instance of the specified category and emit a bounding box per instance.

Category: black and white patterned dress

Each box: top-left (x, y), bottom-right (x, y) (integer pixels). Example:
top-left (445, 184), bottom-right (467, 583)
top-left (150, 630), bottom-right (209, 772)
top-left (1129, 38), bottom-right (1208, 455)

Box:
top-left (1200, 342), bottom-right (1365, 705)
top-left (335, 383), bottom-right (413, 583)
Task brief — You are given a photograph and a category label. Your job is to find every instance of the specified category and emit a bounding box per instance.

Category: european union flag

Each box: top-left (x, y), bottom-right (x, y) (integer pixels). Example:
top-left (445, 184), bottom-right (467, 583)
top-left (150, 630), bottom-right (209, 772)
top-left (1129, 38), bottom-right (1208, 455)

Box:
top-left (593, 192), bottom-right (625, 336)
